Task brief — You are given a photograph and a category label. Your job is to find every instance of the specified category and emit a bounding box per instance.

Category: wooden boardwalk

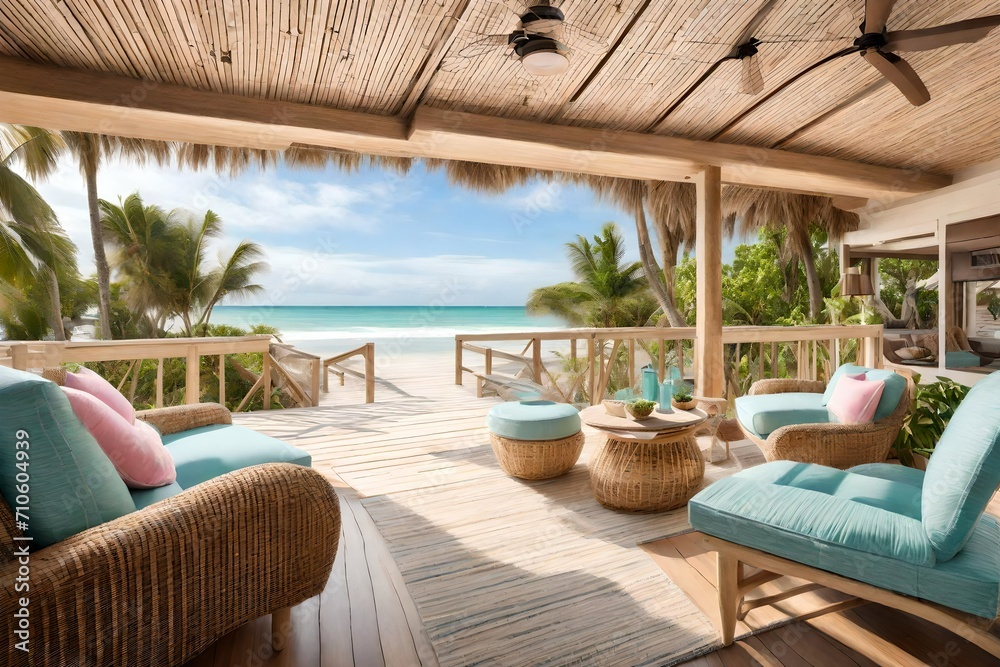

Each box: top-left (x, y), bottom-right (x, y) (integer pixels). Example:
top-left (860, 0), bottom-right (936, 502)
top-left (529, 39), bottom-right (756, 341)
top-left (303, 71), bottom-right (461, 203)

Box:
top-left (185, 354), bottom-right (1000, 666)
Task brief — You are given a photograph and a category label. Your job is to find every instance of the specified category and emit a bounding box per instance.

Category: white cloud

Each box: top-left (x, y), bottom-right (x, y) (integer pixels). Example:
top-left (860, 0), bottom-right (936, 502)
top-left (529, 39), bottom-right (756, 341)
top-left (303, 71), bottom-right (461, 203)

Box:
top-left (234, 245), bottom-right (570, 307)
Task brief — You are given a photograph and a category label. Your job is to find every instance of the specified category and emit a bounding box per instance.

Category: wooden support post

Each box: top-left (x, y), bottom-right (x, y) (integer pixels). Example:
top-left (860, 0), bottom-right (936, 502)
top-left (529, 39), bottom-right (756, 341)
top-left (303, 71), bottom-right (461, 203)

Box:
top-left (627, 338), bottom-right (635, 388)
top-left (658, 339), bottom-right (666, 381)
top-left (155, 358), bottom-right (164, 408)
top-left (695, 166), bottom-right (724, 397)
top-left (271, 607), bottom-right (291, 652)
top-left (185, 346), bottom-right (199, 405)
top-left (10, 343), bottom-right (27, 371)
top-left (485, 347), bottom-right (493, 376)
top-left (717, 552), bottom-right (740, 646)
top-left (218, 355), bottom-right (226, 407)
top-left (587, 338), bottom-right (596, 406)
top-left (532, 338), bottom-right (542, 383)
top-left (938, 219), bottom-right (951, 369)
top-left (364, 343), bottom-right (375, 404)
top-left (771, 341), bottom-right (778, 376)
top-left (262, 352), bottom-right (272, 410)
top-left (455, 339), bottom-right (463, 385)
top-left (310, 358), bottom-right (321, 407)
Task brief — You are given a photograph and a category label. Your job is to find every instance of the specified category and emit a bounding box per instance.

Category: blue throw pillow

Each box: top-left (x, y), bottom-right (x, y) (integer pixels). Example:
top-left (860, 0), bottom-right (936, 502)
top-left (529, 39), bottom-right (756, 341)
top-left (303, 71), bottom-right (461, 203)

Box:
top-left (0, 367), bottom-right (135, 547)
top-left (922, 371), bottom-right (1000, 560)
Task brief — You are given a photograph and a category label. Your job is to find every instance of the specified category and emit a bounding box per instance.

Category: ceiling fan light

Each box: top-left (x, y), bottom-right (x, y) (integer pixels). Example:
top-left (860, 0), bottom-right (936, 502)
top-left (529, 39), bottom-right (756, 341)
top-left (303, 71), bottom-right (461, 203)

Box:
top-left (520, 49), bottom-right (569, 76)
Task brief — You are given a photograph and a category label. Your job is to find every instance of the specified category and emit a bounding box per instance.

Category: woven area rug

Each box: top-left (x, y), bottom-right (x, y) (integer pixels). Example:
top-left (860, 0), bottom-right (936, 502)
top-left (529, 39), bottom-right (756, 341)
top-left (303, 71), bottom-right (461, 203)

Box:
top-left (361, 441), bottom-right (765, 667)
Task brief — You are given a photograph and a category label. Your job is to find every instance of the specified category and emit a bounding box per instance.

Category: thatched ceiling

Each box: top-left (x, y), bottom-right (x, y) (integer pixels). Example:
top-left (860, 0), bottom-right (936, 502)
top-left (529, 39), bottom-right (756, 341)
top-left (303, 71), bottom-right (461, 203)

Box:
top-left (0, 0), bottom-right (998, 176)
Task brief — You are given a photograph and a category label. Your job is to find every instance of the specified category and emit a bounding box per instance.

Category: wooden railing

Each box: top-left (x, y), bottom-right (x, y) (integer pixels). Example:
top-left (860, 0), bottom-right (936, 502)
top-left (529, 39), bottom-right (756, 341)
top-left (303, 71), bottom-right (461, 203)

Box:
top-left (0, 336), bottom-right (275, 409)
top-left (455, 325), bottom-right (883, 405)
top-left (323, 342), bottom-right (375, 404)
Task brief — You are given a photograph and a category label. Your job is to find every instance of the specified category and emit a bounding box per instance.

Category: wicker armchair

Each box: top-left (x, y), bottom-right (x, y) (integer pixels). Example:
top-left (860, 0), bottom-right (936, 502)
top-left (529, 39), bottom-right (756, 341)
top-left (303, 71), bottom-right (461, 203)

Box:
top-left (1, 461), bottom-right (340, 666)
top-left (740, 376), bottom-right (913, 469)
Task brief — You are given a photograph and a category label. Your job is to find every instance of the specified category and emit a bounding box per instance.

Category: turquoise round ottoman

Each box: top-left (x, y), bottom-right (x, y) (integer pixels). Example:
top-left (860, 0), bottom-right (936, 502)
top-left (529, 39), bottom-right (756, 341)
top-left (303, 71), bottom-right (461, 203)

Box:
top-left (486, 400), bottom-right (584, 479)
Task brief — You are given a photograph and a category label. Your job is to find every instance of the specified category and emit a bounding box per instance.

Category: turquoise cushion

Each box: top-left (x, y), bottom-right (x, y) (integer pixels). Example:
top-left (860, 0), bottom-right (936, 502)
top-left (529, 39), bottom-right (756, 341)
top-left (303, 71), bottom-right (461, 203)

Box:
top-left (946, 351), bottom-right (983, 368)
top-left (130, 482), bottom-right (184, 510)
top-left (849, 462), bottom-right (926, 490)
top-left (163, 424), bottom-right (312, 489)
top-left (486, 400), bottom-right (581, 441)
top-left (734, 393), bottom-right (832, 440)
top-left (922, 371), bottom-right (1000, 561)
top-left (0, 367), bottom-right (135, 547)
top-left (821, 365), bottom-right (907, 422)
top-left (690, 465), bottom-right (1000, 618)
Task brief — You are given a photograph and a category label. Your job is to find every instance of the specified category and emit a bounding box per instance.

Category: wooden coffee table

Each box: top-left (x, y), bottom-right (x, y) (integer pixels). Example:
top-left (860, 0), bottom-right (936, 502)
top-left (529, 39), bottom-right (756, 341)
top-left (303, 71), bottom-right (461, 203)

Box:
top-left (580, 405), bottom-right (707, 512)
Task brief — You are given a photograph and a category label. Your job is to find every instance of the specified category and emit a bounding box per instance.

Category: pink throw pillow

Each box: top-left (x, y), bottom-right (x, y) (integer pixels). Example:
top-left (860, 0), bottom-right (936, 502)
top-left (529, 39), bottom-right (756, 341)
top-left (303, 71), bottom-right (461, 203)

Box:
top-left (827, 376), bottom-right (885, 425)
top-left (62, 387), bottom-right (176, 489)
top-left (65, 366), bottom-right (135, 424)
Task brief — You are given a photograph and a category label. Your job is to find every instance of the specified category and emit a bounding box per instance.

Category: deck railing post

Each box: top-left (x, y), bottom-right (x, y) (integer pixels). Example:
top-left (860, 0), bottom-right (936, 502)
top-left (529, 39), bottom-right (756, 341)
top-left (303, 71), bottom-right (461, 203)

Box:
top-left (185, 346), bottom-right (199, 404)
top-left (10, 343), bottom-right (27, 371)
top-left (156, 358), bottom-right (164, 408)
top-left (485, 347), bottom-right (493, 376)
top-left (455, 338), bottom-right (463, 385)
top-left (365, 343), bottom-right (375, 404)
top-left (311, 358), bottom-right (321, 406)
top-left (262, 352), bottom-right (272, 410)
top-left (587, 337), bottom-right (596, 405)
top-left (532, 338), bottom-right (542, 383)
top-left (218, 355), bottom-right (226, 407)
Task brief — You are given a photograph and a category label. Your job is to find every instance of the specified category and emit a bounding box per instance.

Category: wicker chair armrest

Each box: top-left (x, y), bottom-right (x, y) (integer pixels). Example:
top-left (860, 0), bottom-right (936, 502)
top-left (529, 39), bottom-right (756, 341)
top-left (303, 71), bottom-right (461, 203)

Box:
top-left (748, 378), bottom-right (827, 396)
top-left (137, 402), bottom-right (232, 435)
top-left (1, 463), bottom-right (340, 666)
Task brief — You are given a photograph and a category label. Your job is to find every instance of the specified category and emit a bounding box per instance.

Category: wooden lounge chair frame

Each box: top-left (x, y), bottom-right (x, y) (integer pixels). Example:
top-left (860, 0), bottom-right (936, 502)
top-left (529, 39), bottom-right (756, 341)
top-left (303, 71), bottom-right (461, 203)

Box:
top-left (701, 533), bottom-right (1000, 658)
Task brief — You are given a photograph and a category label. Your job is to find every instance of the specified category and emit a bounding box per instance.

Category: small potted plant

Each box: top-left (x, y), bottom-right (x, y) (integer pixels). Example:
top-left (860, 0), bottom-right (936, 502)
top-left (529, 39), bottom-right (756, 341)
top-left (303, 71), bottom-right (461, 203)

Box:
top-left (672, 388), bottom-right (696, 411)
top-left (625, 399), bottom-right (656, 420)
top-left (892, 376), bottom-right (970, 468)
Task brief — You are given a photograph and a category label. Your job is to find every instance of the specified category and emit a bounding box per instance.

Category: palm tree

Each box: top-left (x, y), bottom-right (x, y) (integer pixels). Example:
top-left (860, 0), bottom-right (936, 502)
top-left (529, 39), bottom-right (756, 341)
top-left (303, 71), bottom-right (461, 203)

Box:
top-left (168, 208), bottom-right (268, 335)
top-left (722, 187), bottom-right (859, 321)
top-left (0, 125), bottom-right (78, 340)
top-left (60, 132), bottom-right (172, 339)
top-left (528, 222), bottom-right (650, 327)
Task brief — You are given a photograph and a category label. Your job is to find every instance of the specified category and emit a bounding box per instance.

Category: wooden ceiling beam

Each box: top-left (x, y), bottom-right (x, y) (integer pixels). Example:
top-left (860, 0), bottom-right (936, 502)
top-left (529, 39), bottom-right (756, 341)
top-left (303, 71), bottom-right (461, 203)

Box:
top-left (408, 106), bottom-right (950, 198)
top-left (0, 56), bottom-right (951, 198)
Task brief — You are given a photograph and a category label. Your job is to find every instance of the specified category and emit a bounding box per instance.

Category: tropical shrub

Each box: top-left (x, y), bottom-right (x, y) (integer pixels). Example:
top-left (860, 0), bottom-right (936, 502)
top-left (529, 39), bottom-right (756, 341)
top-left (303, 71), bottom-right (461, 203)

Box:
top-left (893, 376), bottom-right (970, 466)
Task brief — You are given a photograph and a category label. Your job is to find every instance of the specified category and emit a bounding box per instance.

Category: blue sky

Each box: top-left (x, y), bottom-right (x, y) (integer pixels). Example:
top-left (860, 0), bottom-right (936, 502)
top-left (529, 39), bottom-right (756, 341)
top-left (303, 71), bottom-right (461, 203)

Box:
top-left (35, 158), bottom-right (741, 306)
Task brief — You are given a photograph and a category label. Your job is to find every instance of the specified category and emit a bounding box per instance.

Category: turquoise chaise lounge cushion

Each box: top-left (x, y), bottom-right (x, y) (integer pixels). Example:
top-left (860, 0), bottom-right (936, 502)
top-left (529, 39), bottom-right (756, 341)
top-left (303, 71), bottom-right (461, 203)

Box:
top-left (821, 364), bottom-right (907, 422)
top-left (162, 424), bottom-right (312, 489)
top-left (735, 393), bottom-right (832, 440)
top-left (922, 371), bottom-right (1000, 561)
top-left (0, 367), bottom-right (135, 547)
top-left (945, 351), bottom-right (984, 368)
top-left (689, 460), bottom-right (1000, 618)
top-left (487, 400), bottom-right (581, 441)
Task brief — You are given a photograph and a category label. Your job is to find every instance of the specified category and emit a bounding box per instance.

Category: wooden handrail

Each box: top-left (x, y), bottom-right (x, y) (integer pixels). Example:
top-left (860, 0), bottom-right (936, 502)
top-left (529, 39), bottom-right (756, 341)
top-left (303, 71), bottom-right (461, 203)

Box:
top-left (322, 342), bottom-right (375, 403)
top-left (1, 336), bottom-right (274, 411)
top-left (455, 325), bottom-right (884, 405)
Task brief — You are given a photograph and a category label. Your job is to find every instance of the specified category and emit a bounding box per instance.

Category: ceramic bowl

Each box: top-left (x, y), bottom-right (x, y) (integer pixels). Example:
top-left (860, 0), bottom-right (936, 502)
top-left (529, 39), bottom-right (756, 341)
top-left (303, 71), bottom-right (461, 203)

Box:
top-left (602, 399), bottom-right (627, 417)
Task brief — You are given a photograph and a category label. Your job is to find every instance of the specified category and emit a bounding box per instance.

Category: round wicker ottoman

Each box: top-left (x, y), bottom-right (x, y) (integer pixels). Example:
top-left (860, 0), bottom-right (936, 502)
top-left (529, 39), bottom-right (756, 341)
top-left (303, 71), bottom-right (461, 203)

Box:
top-left (486, 400), bottom-right (584, 480)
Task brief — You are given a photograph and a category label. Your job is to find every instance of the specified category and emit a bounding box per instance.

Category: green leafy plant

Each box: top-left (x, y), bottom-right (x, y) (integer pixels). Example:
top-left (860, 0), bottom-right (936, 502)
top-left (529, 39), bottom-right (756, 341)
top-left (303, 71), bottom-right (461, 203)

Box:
top-left (672, 381), bottom-right (693, 403)
top-left (626, 399), bottom-right (656, 419)
top-left (893, 377), bottom-right (971, 466)
top-left (988, 291), bottom-right (1000, 321)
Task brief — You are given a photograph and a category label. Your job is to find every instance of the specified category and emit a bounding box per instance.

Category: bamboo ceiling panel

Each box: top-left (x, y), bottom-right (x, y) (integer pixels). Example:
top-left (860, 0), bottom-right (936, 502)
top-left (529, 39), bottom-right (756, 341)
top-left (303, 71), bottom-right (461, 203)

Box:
top-left (0, 0), bottom-right (998, 175)
top-left (0, 0), bottom-right (465, 114)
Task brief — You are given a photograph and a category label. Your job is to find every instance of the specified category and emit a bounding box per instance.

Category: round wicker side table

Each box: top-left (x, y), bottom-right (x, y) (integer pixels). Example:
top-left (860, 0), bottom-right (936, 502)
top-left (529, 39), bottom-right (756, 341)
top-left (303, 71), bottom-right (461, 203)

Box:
top-left (580, 406), bottom-right (707, 512)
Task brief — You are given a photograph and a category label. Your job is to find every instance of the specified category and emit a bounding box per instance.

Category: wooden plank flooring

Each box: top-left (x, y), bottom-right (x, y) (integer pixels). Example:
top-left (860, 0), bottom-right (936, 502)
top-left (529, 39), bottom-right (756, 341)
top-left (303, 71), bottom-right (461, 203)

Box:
top-left (185, 354), bottom-right (1000, 666)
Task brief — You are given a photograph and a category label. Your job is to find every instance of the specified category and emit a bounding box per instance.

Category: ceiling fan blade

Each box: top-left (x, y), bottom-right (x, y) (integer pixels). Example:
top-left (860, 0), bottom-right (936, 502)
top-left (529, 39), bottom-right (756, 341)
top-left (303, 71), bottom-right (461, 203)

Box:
top-left (864, 0), bottom-right (897, 34)
top-left (740, 54), bottom-right (764, 94)
top-left (556, 24), bottom-right (608, 54)
top-left (863, 50), bottom-right (930, 106)
top-left (884, 15), bottom-right (1000, 52)
top-left (457, 34), bottom-right (510, 58)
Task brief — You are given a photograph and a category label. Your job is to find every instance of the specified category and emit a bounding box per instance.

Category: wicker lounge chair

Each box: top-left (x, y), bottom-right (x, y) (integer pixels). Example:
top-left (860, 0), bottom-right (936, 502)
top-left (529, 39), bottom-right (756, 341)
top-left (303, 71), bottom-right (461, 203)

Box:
top-left (690, 370), bottom-right (1000, 658)
top-left (0, 367), bottom-right (341, 666)
top-left (735, 365), bottom-right (913, 469)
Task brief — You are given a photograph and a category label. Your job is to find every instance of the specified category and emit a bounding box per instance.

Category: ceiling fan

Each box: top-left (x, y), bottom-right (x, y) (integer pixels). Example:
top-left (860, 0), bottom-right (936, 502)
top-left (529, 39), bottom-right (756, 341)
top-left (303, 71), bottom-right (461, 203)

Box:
top-left (854, 0), bottom-right (1000, 105)
top-left (441, 1), bottom-right (608, 77)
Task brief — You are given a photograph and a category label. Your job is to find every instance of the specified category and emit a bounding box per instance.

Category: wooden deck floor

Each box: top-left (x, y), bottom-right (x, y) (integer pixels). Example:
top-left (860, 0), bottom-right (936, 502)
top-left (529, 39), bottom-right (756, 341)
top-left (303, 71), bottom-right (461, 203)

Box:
top-left (185, 354), bottom-right (1000, 666)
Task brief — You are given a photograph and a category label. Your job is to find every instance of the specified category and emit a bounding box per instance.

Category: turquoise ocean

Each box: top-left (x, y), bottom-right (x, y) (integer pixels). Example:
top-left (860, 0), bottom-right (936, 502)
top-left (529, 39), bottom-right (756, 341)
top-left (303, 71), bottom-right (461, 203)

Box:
top-left (211, 306), bottom-right (568, 358)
